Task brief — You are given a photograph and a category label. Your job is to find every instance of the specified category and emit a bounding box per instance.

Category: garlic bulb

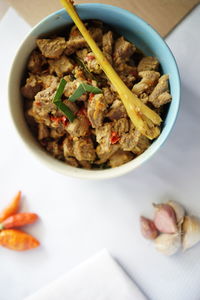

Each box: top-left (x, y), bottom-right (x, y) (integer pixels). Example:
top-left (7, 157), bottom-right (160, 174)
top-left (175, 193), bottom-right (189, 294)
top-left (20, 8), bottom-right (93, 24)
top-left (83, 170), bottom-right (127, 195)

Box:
top-left (182, 216), bottom-right (200, 251)
top-left (167, 200), bottom-right (185, 225)
top-left (140, 216), bottom-right (158, 240)
top-left (155, 233), bottom-right (181, 256)
top-left (153, 203), bottom-right (177, 234)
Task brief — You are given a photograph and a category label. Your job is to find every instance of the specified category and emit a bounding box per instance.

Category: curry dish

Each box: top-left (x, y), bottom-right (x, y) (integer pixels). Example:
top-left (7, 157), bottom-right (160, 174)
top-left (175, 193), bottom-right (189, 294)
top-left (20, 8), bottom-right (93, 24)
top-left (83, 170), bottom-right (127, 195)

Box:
top-left (21, 21), bottom-right (172, 169)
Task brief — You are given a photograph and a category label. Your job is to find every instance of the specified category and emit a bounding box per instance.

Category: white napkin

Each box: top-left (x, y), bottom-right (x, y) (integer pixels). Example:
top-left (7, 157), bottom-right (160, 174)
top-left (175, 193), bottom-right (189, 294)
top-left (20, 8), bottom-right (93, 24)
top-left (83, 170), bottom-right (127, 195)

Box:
top-left (25, 249), bottom-right (146, 300)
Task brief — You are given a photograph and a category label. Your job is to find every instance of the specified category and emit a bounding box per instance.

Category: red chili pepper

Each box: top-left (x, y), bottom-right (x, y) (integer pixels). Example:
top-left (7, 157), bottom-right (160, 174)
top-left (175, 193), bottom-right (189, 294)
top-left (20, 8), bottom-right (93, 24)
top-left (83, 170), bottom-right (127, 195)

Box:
top-left (89, 93), bottom-right (95, 101)
top-left (50, 116), bottom-right (68, 126)
top-left (35, 102), bottom-right (42, 106)
top-left (0, 213), bottom-right (38, 230)
top-left (86, 55), bottom-right (95, 61)
top-left (110, 132), bottom-right (120, 144)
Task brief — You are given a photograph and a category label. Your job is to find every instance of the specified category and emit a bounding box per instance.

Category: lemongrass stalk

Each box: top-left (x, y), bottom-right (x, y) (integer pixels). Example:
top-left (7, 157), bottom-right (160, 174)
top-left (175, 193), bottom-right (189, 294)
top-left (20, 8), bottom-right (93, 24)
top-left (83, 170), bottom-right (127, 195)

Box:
top-left (61, 0), bottom-right (161, 138)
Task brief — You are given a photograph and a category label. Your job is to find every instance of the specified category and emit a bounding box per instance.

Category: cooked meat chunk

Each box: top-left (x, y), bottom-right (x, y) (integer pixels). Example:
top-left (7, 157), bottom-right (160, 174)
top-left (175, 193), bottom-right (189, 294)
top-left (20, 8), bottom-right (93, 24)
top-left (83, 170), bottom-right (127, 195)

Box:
top-left (27, 50), bottom-right (46, 74)
top-left (87, 94), bottom-right (107, 128)
top-left (95, 123), bottom-right (112, 152)
top-left (84, 52), bottom-right (102, 74)
top-left (63, 136), bottom-right (74, 157)
top-left (116, 63), bottom-right (137, 76)
top-left (50, 127), bottom-right (65, 139)
top-left (103, 31), bottom-right (113, 63)
top-left (76, 48), bottom-right (89, 60)
top-left (149, 75), bottom-right (172, 108)
top-left (137, 56), bottom-right (159, 72)
top-left (108, 150), bottom-right (134, 168)
top-left (48, 56), bottom-right (74, 77)
top-left (139, 92), bottom-right (149, 104)
top-left (132, 71), bottom-right (160, 96)
top-left (113, 37), bottom-right (136, 65)
top-left (66, 115), bottom-right (90, 137)
top-left (96, 144), bottom-right (120, 164)
top-left (40, 75), bottom-right (59, 90)
top-left (73, 137), bottom-right (96, 161)
top-left (65, 26), bottom-right (103, 55)
top-left (107, 99), bottom-right (127, 120)
top-left (79, 160), bottom-right (92, 169)
top-left (65, 157), bottom-right (79, 167)
top-left (36, 37), bottom-right (66, 59)
top-left (112, 118), bottom-right (129, 136)
top-left (132, 135), bottom-right (151, 155)
top-left (73, 66), bottom-right (86, 81)
top-left (120, 130), bottom-right (141, 151)
top-left (38, 123), bottom-right (49, 140)
top-left (115, 63), bottom-right (137, 88)
top-left (46, 141), bottom-right (63, 159)
top-left (32, 87), bottom-right (56, 125)
top-left (21, 75), bottom-right (43, 100)
top-left (102, 87), bottom-right (115, 105)
top-left (89, 27), bottom-right (103, 45)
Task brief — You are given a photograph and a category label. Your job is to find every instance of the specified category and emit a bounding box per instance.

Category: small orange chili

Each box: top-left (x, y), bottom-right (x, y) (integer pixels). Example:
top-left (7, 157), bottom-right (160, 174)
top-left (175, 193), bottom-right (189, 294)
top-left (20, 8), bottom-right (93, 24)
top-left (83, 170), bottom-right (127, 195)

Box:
top-left (110, 132), bottom-right (120, 144)
top-left (0, 213), bottom-right (38, 230)
top-left (0, 229), bottom-right (40, 251)
top-left (0, 191), bottom-right (21, 223)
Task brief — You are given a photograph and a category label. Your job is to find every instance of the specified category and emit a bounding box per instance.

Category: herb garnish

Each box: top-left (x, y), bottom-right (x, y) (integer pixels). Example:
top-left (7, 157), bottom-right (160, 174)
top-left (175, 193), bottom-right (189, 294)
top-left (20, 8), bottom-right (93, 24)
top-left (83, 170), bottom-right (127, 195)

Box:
top-left (74, 56), bottom-right (96, 80)
top-left (69, 83), bottom-right (102, 102)
top-left (53, 78), bottom-right (76, 122)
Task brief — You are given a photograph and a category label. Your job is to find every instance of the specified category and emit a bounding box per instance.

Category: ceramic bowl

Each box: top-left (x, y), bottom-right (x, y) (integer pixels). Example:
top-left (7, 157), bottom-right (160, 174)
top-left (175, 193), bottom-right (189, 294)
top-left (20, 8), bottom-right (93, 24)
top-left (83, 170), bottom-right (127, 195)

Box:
top-left (8, 4), bottom-right (180, 179)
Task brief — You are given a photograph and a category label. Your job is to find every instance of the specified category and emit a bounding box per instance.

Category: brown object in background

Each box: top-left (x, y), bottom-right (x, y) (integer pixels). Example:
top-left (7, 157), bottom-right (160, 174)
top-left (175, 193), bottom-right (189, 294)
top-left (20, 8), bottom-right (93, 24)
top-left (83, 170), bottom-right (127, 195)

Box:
top-left (5, 0), bottom-right (199, 37)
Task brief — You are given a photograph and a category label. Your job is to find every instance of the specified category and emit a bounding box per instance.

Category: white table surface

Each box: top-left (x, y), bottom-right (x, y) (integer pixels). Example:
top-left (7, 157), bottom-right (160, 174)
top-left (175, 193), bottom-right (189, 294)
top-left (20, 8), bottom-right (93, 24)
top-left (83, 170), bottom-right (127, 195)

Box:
top-left (0, 5), bottom-right (200, 300)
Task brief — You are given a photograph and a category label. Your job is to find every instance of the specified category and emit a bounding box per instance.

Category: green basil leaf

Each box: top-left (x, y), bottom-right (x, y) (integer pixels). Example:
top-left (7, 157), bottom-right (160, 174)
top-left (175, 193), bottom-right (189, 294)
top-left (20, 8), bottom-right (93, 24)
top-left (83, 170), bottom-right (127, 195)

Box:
top-left (81, 83), bottom-right (102, 94)
top-left (54, 101), bottom-right (76, 122)
top-left (74, 56), bottom-right (96, 80)
top-left (68, 82), bottom-right (102, 102)
top-left (68, 84), bottom-right (84, 102)
top-left (53, 78), bottom-right (67, 102)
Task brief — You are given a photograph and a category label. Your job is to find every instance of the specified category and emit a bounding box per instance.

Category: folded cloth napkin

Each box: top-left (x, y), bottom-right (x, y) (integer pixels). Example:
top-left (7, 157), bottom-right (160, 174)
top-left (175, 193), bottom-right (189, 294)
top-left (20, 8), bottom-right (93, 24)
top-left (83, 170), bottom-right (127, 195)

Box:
top-left (25, 249), bottom-right (146, 300)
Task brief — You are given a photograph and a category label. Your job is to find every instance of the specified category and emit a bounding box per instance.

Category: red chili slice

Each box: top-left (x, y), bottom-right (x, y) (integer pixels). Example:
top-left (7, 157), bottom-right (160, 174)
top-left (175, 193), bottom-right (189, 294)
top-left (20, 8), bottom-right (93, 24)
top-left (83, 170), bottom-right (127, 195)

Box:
top-left (89, 93), bottom-right (95, 101)
top-left (110, 132), bottom-right (120, 144)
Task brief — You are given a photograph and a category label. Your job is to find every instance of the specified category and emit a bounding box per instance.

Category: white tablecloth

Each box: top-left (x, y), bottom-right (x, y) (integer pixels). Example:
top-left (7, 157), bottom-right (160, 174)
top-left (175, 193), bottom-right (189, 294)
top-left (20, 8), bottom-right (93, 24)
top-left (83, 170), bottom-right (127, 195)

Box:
top-left (0, 5), bottom-right (200, 300)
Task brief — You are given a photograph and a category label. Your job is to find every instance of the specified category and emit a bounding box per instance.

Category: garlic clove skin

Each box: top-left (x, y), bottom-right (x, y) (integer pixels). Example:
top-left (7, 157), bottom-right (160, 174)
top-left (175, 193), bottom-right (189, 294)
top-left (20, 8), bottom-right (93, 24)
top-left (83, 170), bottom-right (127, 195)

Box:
top-left (153, 203), bottom-right (177, 234)
top-left (167, 200), bottom-right (185, 225)
top-left (182, 216), bottom-right (200, 251)
top-left (140, 216), bottom-right (158, 240)
top-left (155, 233), bottom-right (181, 256)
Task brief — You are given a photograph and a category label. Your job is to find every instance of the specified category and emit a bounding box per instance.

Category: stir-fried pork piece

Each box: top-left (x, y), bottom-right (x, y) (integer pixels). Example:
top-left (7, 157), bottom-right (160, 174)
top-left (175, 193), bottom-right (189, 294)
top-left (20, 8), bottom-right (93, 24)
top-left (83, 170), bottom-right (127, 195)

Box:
top-left (48, 56), bottom-right (74, 77)
top-left (113, 37), bottom-right (136, 65)
top-left (73, 137), bottom-right (96, 161)
top-left (149, 75), bottom-right (172, 108)
top-left (137, 56), bottom-right (159, 72)
top-left (36, 37), bottom-right (66, 59)
top-left (87, 94), bottom-right (107, 128)
top-left (108, 150), bottom-right (134, 168)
